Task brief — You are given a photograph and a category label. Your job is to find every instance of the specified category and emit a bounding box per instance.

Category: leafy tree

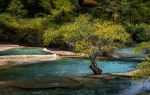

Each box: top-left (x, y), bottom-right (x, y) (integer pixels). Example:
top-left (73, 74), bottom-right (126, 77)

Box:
top-left (127, 23), bottom-right (150, 42)
top-left (133, 24), bottom-right (150, 42)
top-left (119, 0), bottom-right (150, 24)
top-left (7, 0), bottom-right (27, 17)
top-left (50, 0), bottom-right (74, 23)
top-left (39, 0), bottom-right (52, 14)
top-left (0, 13), bottom-right (45, 45)
top-left (60, 15), bottom-right (130, 74)
top-left (43, 28), bottom-right (61, 45)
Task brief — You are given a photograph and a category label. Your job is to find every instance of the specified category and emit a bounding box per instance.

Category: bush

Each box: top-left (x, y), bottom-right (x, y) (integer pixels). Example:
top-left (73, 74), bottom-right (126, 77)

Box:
top-left (127, 23), bottom-right (150, 43)
top-left (0, 13), bottom-right (46, 46)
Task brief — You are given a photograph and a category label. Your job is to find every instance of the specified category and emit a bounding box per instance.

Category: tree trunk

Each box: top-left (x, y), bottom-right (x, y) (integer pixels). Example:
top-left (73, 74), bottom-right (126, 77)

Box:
top-left (89, 56), bottom-right (102, 75)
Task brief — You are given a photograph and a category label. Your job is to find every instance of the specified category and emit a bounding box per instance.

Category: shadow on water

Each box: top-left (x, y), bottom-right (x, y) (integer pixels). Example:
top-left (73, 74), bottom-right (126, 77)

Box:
top-left (0, 76), bottom-right (150, 95)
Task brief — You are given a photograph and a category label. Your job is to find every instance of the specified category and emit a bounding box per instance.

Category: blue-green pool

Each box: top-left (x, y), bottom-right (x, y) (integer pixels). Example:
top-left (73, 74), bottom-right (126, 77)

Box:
top-left (0, 48), bottom-right (52, 56)
top-left (0, 58), bottom-right (149, 95)
top-left (0, 58), bottom-right (139, 80)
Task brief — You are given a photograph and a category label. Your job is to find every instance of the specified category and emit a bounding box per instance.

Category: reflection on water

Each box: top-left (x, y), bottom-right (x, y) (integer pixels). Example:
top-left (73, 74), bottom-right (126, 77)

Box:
top-left (0, 77), bottom-right (149, 95)
top-left (121, 79), bottom-right (150, 95)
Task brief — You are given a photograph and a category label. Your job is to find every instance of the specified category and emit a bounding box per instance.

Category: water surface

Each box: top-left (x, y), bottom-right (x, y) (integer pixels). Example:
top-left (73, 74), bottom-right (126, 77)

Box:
top-left (0, 58), bottom-right (149, 95)
top-left (0, 48), bottom-right (52, 56)
top-left (0, 58), bottom-right (139, 80)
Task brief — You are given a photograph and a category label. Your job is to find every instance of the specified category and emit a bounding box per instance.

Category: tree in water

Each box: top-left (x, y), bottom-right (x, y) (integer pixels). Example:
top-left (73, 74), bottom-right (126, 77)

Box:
top-left (61, 14), bottom-right (130, 74)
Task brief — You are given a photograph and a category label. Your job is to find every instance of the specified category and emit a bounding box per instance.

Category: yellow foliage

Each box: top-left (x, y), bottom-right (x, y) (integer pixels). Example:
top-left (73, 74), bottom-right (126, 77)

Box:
top-left (62, 14), bottom-right (130, 56)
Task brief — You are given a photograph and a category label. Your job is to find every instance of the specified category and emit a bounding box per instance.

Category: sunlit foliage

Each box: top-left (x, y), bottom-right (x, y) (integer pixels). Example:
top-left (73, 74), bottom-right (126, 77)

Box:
top-left (62, 14), bottom-right (130, 56)
top-left (134, 42), bottom-right (150, 77)
top-left (50, 0), bottom-right (74, 23)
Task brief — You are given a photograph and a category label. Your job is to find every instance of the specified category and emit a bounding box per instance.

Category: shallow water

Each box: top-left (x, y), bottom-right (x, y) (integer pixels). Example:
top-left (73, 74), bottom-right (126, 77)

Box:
top-left (0, 48), bottom-right (52, 56)
top-left (112, 47), bottom-right (145, 58)
top-left (0, 58), bottom-right (139, 80)
top-left (0, 58), bottom-right (149, 95)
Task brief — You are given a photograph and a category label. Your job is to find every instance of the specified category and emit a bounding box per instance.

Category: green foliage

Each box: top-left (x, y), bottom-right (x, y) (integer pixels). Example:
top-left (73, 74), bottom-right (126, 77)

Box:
top-left (50, 0), bottom-right (74, 23)
top-left (61, 14), bottom-right (130, 56)
top-left (127, 24), bottom-right (150, 42)
top-left (0, 13), bottom-right (46, 45)
top-left (119, 0), bottom-right (150, 24)
top-left (7, 0), bottom-right (27, 17)
top-left (0, 0), bottom-right (149, 47)
top-left (135, 42), bottom-right (150, 53)
top-left (135, 60), bottom-right (150, 77)
top-left (43, 24), bottom-right (70, 49)
top-left (134, 24), bottom-right (150, 42)
top-left (134, 42), bottom-right (150, 77)
top-left (43, 28), bottom-right (61, 45)
top-left (40, 0), bottom-right (52, 14)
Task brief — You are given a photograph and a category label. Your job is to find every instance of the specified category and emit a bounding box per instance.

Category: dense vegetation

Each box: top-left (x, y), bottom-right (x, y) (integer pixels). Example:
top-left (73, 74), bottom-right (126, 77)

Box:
top-left (0, 0), bottom-right (149, 75)
top-left (0, 0), bottom-right (149, 46)
top-left (134, 42), bottom-right (150, 77)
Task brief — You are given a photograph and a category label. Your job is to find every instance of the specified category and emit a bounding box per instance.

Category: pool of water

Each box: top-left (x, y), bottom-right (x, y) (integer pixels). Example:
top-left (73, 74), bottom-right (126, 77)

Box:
top-left (0, 58), bottom-right (139, 80)
top-left (0, 48), bottom-right (52, 56)
top-left (0, 58), bottom-right (149, 95)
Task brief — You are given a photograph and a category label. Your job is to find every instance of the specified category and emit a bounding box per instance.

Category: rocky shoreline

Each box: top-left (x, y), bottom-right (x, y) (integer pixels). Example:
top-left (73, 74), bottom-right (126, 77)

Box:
top-left (0, 44), bottom-right (25, 51)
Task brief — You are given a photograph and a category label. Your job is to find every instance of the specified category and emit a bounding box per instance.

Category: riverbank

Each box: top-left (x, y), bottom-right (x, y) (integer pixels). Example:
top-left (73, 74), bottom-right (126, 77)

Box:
top-left (0, 44), bottom-right (78, 56)
top-left (0, 44), bottom-right (79, 66)
top-left (0, 44), bottom-right (25, 51)
top-left (0, 44), bottom-right (140, 78)
top-left (0, 54), bottom-right (59, 64)
top-left (0, 44), bottom-right (61, 67)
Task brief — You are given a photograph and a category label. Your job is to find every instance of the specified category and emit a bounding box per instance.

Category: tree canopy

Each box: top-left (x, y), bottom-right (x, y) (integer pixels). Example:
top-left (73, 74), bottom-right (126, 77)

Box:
top-left (62, 15), bottom-right (130, 55)
top-left (43, 14), bottom-right (130, 74)
top-left (0, 0), bottom-right (149, 75)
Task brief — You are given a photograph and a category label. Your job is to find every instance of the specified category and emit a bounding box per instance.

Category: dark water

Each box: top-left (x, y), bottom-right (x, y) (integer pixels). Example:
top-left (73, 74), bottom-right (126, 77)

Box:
top-left (0, 48), bottom-right (52, 56)
top-left (0, 76), bottom-right (150, 95)
top-left (0, 58), bottom-right (149, 95)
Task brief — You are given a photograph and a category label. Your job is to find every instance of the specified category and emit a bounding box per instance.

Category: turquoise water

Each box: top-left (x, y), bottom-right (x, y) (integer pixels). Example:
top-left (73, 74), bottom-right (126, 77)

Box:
top-left (0, 58), bottom-right (139, 80)
top-left (0, 48), bottom-right (52, 56)
top-left (0, 58), bottom-right (149, 95)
